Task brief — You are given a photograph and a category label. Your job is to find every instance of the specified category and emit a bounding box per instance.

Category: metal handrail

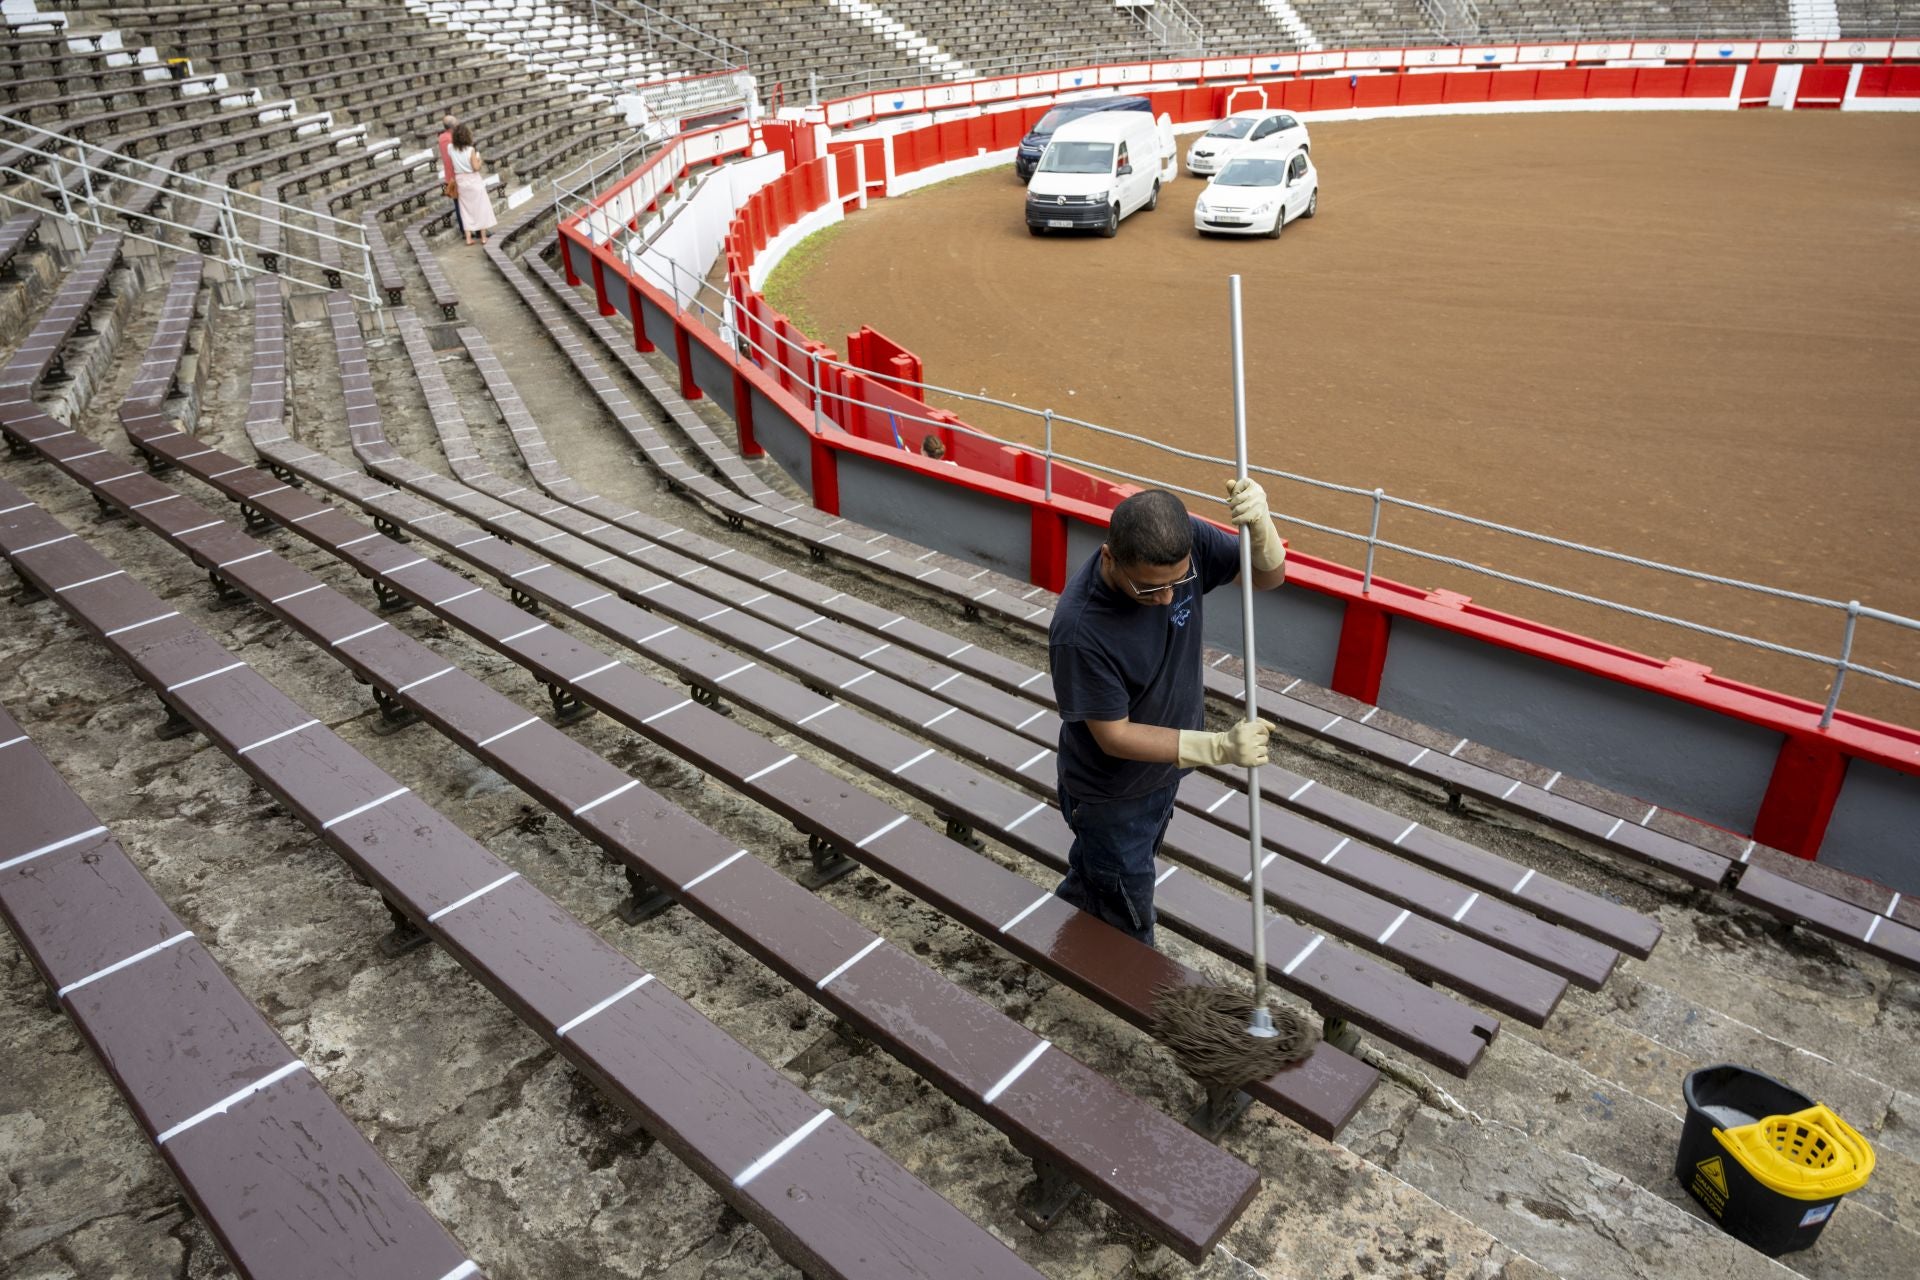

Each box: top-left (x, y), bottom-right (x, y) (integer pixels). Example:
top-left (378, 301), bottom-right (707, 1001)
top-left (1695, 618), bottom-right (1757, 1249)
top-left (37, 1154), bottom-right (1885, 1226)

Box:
top-left (0, 119), bottom-right (381, 306)
top-left (599, 197), bottom-right (1919, 727)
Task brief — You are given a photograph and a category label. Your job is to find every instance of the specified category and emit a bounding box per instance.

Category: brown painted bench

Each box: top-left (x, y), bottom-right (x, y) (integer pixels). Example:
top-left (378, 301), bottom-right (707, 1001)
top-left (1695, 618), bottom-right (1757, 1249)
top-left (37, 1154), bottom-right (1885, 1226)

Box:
top-left (0, 472), bottom-right (1036, 1280)
top-left (0, 211), bottom-right (40, 277)
top-left (114, 295), bottom-right (1266, 1260)
top-left (4, 283), bottom-right (1267, 1260)
top-left (0, 231), bottom-right (121, 403)
top-left (0, 702), bottom-right (486, 1280)
top-left (7, 72), bottom-right (226, 124)
top-left (447, 322), bottom-right (1622, 997)
top-left (169, 285), bottom-right (1384, 1140)
top-left (406, 224), bottom-right (460, 319)
top-left (510, 252), bottom-right (1680, 977)
top-left (278, 304), bottom-right (1498, 1073)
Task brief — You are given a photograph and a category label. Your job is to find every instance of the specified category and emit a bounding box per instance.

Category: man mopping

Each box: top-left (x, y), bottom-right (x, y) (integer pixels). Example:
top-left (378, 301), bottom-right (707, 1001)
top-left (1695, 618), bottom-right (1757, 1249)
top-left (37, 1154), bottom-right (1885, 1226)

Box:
top-left (1048, 479), bottom-right (1287, 945)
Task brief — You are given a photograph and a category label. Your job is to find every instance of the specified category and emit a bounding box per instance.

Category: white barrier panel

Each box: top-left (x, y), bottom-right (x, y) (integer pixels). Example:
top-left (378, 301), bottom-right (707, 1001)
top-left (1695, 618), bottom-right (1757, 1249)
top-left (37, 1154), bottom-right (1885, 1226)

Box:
top-left (1347, 48), bottom-right (1403, 69)
top-left (637, 150), bottom-right (786, 308)
top-left (1699, 41), bottom-right (1759, 59)
top-left (1153, 60), bottom-right (1203, 80)
top-left (1203, 57), bottom-right (1252, 78)
top-left (1826, 40), bottom-right (1892, 59)
top-left (1758, 41), bottom-right (1821, 59)
top-left (1898, 41), bottom-right (1920, 58)
top-left (1252, 54), bottom-right (1299, 75)
top-left (1519, 44), bottom-right (1578, 61)
top-left (1299, 51), bottom-right (1346, 71)
top-left (1632, 41), bottom-right (1695, 59)
top-left (1406, 47), bottom-right (1464, 66)
top-left (1463, 47), bottom-right (1518, 65)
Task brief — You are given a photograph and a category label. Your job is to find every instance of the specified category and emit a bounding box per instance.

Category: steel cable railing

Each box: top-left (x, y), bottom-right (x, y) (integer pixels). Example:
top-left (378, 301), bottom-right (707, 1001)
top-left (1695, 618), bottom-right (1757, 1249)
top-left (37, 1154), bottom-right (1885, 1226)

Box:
top-left (603, 211), bottom-right (1918, 728)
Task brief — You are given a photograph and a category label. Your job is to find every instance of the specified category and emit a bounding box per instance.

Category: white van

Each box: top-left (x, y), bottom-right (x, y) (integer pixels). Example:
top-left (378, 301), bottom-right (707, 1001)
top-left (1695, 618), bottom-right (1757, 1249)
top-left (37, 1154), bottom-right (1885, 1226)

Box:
top-left (1024, 110), bottom-right (1177, 237)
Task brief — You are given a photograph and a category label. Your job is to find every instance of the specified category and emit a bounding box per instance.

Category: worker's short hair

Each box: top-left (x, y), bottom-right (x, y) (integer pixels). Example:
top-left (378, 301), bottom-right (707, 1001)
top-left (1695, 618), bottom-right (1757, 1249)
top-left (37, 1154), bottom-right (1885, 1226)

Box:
top-left (1108, 489), bottom-right (1192, 567)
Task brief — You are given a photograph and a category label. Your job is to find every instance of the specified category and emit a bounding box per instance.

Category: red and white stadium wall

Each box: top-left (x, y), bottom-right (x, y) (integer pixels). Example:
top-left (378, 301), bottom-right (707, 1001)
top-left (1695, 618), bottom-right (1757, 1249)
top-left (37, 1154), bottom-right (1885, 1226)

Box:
top-left (557, 49), bottom-right (1920, 893)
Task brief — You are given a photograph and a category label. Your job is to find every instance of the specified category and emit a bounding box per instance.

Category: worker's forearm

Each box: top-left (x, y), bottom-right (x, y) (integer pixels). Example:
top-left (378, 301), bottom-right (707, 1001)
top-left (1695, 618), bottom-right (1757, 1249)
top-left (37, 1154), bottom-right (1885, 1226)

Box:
top-left (1088, 720), bottom-right (1182, 764)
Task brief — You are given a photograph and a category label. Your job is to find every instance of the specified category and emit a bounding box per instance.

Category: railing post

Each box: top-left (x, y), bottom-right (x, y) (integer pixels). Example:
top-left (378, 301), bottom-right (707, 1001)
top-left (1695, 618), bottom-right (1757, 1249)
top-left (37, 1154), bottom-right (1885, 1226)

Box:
top-left (809, 348), bottom-right (823, 433)
top-left (76, 144), bottom-right (102, 231)
top-left (1042, 408), bottom-right (1054, 501)
top-left (1361, 487), bottom-right (1384, 595)
top-left (49, 148), bottom-right (78, 229)
top-left (1819, 601), bottom-right (1860, 730)
top-left (218, 192), bottom-right (245, 273)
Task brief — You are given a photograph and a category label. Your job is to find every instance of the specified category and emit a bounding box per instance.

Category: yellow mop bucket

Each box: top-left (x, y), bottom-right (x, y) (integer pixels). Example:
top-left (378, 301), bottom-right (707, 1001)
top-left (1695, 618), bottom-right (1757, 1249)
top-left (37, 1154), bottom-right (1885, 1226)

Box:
top-left (1679, 1065), bottom-right (1874, 1256)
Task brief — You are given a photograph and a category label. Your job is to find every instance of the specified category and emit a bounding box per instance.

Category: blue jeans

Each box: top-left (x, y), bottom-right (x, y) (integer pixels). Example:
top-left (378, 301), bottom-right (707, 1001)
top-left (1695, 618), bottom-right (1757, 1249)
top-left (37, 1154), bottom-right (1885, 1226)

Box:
top-left (1054, 781), bottom-right (1179, 946)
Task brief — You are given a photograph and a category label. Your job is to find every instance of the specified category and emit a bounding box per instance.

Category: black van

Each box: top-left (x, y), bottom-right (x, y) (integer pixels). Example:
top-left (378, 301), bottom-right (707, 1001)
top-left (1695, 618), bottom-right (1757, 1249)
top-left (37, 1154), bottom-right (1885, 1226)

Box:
top-left (1013, 94), bottom-right (1154, 183)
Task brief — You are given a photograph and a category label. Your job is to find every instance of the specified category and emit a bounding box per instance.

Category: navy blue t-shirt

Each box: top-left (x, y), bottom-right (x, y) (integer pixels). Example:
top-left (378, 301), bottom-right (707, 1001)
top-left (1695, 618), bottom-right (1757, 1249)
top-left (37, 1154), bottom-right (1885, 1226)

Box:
top-left (1050, 517), bottom-right (1242, 803)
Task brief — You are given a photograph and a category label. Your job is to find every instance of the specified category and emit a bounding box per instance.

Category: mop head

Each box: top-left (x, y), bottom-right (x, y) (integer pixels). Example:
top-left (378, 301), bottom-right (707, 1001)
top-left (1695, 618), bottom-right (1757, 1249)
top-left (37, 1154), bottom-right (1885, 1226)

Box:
top-left (1150, 984), bottom-right (1318, 1088)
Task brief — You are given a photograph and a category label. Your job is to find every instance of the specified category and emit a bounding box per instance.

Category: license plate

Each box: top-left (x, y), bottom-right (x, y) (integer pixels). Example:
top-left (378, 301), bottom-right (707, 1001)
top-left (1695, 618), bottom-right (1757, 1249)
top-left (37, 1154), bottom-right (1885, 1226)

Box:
top-left (1214, 218), bottom-right (1245, 226)
top-left (1047, 219), bottom-right (1073, 229)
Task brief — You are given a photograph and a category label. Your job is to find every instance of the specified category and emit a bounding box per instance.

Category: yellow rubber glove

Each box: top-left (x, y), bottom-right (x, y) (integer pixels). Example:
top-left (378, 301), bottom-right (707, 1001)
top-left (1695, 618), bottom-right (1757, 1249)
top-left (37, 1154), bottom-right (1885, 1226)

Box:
top-left (1177, 718), bottom-right (1273, 769)
top-left (1226, 476), bottom-right (1286, 573)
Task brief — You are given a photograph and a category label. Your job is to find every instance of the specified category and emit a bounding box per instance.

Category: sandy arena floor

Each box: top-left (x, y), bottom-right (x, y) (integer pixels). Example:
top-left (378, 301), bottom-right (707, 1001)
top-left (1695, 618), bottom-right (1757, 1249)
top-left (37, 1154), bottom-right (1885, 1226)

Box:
top-left (771, 111), bottom-right (1920, 727)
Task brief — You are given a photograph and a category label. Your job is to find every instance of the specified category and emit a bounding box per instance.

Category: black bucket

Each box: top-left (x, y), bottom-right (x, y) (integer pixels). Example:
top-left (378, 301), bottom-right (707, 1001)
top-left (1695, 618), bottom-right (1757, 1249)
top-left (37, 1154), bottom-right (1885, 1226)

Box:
top-left (1677, 1064), bottom-right (1866, 1256)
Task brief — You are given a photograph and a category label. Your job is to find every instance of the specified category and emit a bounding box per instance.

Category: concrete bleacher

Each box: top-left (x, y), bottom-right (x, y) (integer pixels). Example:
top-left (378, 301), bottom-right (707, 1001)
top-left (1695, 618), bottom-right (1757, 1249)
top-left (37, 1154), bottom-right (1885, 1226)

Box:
top-left (1833, 0), bottom-right (1918, 33)
top-left (7, 1), bottom-right (1920, 1276)
top-left (1461, 0), bottom-right (1795, 40)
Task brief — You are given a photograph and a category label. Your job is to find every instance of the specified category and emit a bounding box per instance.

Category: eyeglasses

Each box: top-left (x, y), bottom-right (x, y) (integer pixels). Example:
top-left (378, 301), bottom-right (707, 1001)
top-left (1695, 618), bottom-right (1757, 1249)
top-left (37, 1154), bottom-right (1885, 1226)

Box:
top-left (1116, 566), bottom-right (1197, 599)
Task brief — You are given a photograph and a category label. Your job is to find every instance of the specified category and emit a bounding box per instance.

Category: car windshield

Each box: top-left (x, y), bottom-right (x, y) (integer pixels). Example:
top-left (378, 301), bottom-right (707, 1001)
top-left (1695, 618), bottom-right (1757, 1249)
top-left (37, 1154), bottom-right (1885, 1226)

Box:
top-left (1214, 157), bottom-right (1285, 187)
top-left (1206, 118), bottom-right (1257, 139)
top-left (1034, 107), bottom-right (1086, 134)
top-left (1038, 141), bottom-right (1114, 174)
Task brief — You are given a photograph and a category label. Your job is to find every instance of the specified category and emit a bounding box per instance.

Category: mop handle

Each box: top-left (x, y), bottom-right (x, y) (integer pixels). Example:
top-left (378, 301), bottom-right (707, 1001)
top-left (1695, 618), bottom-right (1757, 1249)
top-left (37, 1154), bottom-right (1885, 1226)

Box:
top-left (1228, 275), bottom-right (1277, 1037)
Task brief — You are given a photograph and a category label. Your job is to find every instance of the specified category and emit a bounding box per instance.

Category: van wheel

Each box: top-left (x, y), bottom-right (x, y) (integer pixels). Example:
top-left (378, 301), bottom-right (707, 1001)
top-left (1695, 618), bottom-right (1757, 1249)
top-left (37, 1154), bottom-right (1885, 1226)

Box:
top-left (1146, 180), bottom-right (1159, 212)
top-left (1266, 210), bottom-right (1284, 240)
top-left (1303, 189), bottom-right (1318, 219)
top-left (1101, 206), bottom-right (1119, 238)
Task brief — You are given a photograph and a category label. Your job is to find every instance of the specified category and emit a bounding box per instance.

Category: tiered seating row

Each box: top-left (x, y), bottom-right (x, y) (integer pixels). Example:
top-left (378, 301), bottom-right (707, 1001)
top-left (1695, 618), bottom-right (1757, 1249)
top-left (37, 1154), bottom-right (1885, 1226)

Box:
top-left (444, 320), bottom-right (1625, 999)
top-left (518, 198), bottom-right (1920, 973)
top-left (493, 238), bottom-right (1654, 987)
top-left (267, 299), bottom-right (1496, 1076)
top-left (181, 288), bottom-right (1383, 1137)
top-left (0, 703), bottom-right (486, 1280)
top-left (0, 434), bottom-right (1036, 1280)
top-left (23, 271), bottom-right (1264, 1258)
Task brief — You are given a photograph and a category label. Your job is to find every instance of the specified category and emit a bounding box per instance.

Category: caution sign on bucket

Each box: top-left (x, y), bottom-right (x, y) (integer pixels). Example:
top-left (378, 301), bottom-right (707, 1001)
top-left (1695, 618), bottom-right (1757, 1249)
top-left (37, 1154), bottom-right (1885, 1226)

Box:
top-left (1692, 1155), bottom-right (1730, 1217)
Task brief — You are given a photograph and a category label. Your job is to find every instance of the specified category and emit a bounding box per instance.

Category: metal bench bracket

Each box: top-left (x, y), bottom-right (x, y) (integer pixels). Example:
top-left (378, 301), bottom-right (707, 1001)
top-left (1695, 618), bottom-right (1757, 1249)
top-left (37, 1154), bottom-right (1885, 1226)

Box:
top-left (1015, 1156), bottom-right (1086, 1233)
top-left (545, 681), bottom-right (595, 725)
top-left (371, 687), bottom-right (418, 731)
top-left (616, 865), bottom-right (675, 925)
top-left (371, 577), bottom-right (415, 614)
top-left (155, 698), bottom-right (196, 741)
top-left (942, 816), bottom-right (985, 851)
top-left (377, 897), bottom-right (433, 957)
top-left (1187, 1082), bottom-right (1255, 1140)
top-left (798, 832), bottom-right (858, 891)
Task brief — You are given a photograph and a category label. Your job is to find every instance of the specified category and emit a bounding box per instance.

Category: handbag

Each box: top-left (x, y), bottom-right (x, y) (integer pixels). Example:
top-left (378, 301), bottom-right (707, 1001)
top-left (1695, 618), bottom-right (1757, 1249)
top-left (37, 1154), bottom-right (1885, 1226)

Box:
top-left (443, 177), bottom-right (458, 199)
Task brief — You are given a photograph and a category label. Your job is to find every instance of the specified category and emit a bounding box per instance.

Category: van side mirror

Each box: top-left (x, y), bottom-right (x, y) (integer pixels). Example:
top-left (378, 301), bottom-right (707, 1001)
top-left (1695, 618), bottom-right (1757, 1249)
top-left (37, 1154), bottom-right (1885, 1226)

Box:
top-left (1117, 163), bottom-right (1132, 175)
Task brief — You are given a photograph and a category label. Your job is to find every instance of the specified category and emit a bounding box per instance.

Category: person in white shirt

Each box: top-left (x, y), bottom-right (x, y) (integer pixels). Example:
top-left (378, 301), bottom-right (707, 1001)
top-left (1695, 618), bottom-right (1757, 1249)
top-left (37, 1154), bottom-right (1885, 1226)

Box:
top-left (448, 123), bottom-right (498, 246)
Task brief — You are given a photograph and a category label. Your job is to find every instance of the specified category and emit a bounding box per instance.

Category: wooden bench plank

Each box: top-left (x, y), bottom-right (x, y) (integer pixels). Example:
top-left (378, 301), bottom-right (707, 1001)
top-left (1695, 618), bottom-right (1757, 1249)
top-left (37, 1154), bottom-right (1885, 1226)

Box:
top-left (0, 703), bottom-right (484, 1280)
top-left (0, 478), bottom-right (1036, 1280)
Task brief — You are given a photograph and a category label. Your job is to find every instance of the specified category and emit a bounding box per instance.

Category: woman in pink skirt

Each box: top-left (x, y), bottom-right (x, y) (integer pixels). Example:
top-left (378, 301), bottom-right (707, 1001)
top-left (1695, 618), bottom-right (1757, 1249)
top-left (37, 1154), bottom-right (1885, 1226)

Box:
top-left (448, 123), bottom-right (498, 245)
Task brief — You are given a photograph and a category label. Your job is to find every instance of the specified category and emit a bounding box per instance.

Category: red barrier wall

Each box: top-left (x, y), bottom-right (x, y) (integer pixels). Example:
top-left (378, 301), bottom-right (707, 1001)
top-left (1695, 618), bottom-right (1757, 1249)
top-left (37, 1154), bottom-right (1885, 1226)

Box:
top-left (560, 54), bottom-right (1920, 865)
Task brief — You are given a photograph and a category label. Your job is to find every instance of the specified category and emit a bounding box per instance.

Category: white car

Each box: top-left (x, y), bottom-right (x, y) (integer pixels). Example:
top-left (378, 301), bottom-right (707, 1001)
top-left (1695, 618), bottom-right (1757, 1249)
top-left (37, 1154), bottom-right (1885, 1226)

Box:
top-left (1185, 108), bottom-right (1309, 176)
top-left (1193, 146), bottom-right (1318, 238)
